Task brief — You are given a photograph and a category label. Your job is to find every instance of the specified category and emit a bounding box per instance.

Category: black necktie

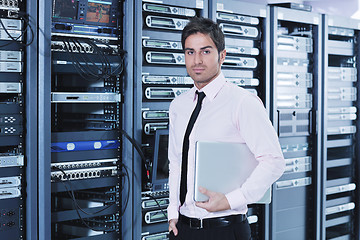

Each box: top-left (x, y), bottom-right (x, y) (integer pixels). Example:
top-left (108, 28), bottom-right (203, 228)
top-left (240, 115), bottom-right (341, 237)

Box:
top-left (180, 91), bottom-right (206, 205)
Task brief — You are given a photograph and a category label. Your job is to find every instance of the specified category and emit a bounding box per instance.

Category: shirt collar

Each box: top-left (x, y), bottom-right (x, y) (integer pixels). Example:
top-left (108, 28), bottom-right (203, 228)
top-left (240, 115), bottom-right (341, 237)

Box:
top-left (192, 71), bottom-right (226, 102)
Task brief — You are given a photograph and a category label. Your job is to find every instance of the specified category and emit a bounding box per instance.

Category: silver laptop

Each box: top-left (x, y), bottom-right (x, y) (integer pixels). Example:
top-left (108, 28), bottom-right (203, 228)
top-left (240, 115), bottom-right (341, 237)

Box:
top-left (194, 141), bottom-right (271, 204)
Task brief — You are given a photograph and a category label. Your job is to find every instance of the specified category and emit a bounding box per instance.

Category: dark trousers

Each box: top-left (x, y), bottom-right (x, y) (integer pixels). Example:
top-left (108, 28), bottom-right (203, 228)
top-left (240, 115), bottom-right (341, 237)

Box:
top-left (169, 218), bottom-right (252, 240)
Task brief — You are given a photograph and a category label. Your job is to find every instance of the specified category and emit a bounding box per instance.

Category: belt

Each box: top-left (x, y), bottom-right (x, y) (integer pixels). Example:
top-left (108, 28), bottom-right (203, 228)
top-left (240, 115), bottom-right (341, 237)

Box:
top-left (179, 214), bottom-right (247, 229)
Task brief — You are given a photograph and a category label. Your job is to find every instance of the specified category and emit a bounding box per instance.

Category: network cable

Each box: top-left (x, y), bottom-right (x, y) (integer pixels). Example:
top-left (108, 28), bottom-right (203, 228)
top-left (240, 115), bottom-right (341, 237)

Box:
top-left (52, 163), bottom-right (130, 232)
top-left (60, 37), bottom-right (126, 82)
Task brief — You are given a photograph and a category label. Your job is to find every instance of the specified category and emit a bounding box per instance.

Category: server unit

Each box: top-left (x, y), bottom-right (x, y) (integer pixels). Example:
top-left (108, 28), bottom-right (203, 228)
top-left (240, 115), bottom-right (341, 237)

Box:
top-left (321, 15), bottom-right (360, 240)
top-left (133, 1), bottom-right (208, 239)
top-left (269, 5), bottom-right (321, 240)
top-left (49, 0), bottom-right (125, 239)
top-left (212, 1), bottom-right (268, 239)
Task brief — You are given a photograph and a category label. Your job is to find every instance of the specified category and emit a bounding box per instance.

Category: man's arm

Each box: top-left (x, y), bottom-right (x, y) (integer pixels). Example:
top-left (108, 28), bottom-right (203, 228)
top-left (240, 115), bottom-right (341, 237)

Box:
top-left (227, 94), bottom-right (285, 209)
top-left (167, 102), bottom-right (181, 222)
top-left (196, 94), bottom-right (285, 212)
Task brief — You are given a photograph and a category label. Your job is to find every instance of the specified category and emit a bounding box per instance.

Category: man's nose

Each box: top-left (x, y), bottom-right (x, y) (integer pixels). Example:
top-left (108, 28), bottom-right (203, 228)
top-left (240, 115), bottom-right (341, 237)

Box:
top-left (194, 52), bottom-right (203, 64)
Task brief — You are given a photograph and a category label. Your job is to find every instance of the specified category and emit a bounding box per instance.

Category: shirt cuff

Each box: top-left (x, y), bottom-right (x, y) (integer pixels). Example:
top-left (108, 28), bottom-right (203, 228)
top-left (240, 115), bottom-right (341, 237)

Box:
top-left (225, 188), bottom-right (247, 210)
top-left (167, 205), bottom-right (179, 221)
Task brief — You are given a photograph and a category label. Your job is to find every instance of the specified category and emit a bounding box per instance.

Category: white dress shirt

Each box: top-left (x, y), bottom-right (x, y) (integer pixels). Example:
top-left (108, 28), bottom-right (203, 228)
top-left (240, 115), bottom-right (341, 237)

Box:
top-left (167, 72), bottom-right (285, 221)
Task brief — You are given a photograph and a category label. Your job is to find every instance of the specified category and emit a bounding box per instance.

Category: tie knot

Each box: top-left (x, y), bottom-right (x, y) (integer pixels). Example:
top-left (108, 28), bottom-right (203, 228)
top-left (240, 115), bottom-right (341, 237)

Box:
top-left (196, 91), bottom-right (206, 102)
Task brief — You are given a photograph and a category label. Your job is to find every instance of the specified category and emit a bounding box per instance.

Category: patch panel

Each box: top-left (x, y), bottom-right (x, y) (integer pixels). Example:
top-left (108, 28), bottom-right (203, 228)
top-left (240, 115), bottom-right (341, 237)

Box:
top-left (51, 166), bottom-right (118, 182)
top-left (51, 158), bottom-right (118, 170)
top-left (51, 40), bottom-right (118, 54)
top-left (0, 0), bottom-right (19, 11)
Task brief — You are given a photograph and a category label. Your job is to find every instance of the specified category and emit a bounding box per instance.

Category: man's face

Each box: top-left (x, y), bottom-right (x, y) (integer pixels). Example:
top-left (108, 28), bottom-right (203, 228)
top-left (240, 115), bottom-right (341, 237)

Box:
top-left (184, 32), bottom-right (226, 89)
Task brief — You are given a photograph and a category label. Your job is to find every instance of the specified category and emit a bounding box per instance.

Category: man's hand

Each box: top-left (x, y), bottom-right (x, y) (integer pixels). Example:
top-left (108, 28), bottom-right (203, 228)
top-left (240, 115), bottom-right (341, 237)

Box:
top-left (169, 219), bottom-right (178, 236)
top-left (195, 187), bottom-right (231, 212)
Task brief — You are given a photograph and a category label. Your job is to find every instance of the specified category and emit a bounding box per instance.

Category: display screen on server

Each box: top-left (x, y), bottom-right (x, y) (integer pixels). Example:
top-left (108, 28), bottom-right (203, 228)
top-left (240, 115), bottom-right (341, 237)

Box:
top-left (155, 134), bottom-right (169, 180)
top-left (86, 1), bottom-right (111, 23)
top-left (151, 129), bottom-right (169, 191)
top-left (53, 0), bottom-right (78, 20)
top-left (52, 0), bottom-right (117, 26)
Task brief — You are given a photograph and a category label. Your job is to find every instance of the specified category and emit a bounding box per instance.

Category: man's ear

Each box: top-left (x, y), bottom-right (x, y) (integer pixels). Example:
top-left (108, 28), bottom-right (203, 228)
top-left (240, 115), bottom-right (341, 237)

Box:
top-left (219, 49), bottom-right (226, 64)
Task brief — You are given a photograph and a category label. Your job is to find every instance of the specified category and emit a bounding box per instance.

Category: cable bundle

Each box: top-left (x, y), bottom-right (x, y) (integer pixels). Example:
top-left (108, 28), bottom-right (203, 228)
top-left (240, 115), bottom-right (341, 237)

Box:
top-left (52, 162), bottom-right (130, 233)
top-left (60, 37), bottom-right (126, 82)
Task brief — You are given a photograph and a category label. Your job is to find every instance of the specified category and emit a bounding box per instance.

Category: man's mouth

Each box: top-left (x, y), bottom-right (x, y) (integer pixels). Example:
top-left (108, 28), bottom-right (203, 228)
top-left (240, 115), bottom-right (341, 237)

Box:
top-left (193, 68), bottom-right (205, 73)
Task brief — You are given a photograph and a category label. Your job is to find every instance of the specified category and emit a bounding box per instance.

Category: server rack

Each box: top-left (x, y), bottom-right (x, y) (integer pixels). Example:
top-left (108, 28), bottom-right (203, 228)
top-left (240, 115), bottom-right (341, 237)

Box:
top-left (321, 15), bottom-right (360, 240)
top-left (210, 1), bottom-right (269, 239)
top-left (37, 0), bottom-right (127, 239)
top-left (269, 5), bottom-right (322, 240)
top-left (0, 1), bottom-right (35, 239)
top-left (133, 1), bottom-right (208, 239)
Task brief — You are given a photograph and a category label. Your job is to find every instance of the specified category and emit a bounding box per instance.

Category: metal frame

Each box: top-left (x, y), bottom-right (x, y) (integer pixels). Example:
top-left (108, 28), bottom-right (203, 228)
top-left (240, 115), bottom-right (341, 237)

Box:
top-left (264, 7), bottom-right (272, 240)
top-left (357, 30), bottom-right (360, 240)
top-left (122, 0), bottom-right (137, 239)
top-left (314, 13), bottom-right (323, 240)
top-left (38, 0), bottom-right (52, 239)
top-left (357, 29), bottom-right (360, 240)
top-left (320, 14), bottom-right (328, 240)
top-left (26, 0), bottom-right (39, 239)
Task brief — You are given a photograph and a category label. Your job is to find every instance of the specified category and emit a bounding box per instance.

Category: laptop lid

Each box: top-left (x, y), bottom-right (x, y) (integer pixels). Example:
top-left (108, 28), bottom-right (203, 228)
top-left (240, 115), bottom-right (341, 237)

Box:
top-left (194, 141), bottom-right (271, 204)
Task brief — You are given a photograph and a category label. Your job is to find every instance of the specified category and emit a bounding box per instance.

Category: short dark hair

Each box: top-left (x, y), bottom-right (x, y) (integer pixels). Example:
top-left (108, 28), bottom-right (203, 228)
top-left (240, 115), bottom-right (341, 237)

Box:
top-left (181, 17), bottom-right (225, 53)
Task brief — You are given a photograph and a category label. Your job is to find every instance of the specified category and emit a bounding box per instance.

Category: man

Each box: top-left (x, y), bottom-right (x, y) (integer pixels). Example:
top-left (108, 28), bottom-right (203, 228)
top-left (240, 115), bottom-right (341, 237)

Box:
top-left (167, 17), bottom-right (285, 240)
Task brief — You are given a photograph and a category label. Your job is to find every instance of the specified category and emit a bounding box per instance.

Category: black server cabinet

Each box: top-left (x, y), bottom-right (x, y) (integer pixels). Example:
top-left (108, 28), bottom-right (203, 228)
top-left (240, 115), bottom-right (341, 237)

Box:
top-left (133, 1), bottom-right (208, 239)
top-left (269, 6), bottom-right (322, 240)
top-left (48, 0), bottom-right (125, 239)
top-left (0, 1), bottom-right (35, 239)
top-left (211, 1), bottom-right (269, 239)
top-left (321, 15), bottom-right (360, 240)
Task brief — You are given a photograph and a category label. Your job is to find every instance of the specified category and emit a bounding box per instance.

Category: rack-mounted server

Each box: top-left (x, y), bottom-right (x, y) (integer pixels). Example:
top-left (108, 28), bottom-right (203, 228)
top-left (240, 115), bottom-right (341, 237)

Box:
top-left (269, 5), bottom-right (321, 240)
top-left (321, 15), bottom-right (360, 240)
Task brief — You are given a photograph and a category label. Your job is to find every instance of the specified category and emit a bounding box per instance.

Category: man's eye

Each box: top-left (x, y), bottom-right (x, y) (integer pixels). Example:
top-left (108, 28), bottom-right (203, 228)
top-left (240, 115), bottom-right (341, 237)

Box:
top-left (202, 50), bottom-right (210, 54)
top-left (186, 51), bottom-right (194, 55)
